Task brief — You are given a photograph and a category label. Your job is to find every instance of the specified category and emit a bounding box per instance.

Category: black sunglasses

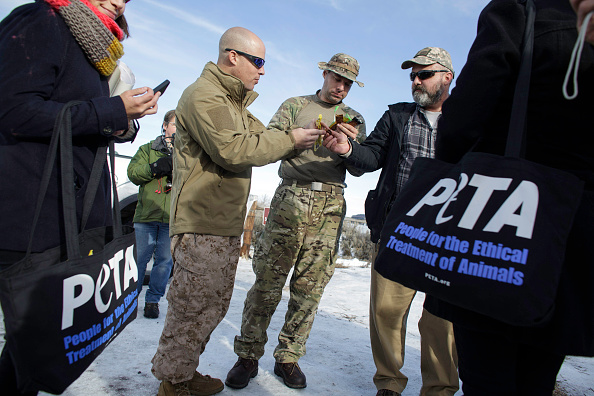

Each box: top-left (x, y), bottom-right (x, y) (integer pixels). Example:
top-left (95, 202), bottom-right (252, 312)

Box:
top-left (410, 70), bottom-right (449, 81)
top-left (225, 48), bottom-right (265, 69)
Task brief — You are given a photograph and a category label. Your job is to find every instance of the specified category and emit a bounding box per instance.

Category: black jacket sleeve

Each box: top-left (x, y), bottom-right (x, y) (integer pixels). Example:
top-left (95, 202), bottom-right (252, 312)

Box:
top-left (344, 109), bottom-right (393, 173)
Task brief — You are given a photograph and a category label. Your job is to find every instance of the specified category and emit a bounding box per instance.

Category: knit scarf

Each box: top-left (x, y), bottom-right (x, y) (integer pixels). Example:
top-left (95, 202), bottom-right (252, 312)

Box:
top-left (44, 0), bottom-right (124, 76)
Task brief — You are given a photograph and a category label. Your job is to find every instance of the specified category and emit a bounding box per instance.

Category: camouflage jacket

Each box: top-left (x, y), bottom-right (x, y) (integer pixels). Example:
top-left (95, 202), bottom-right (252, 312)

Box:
top-left (268, 92), bottom-right (366, 186)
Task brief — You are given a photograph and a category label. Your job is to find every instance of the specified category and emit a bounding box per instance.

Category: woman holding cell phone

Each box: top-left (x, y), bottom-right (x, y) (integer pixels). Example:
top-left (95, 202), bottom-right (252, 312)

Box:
top-left (0, 0), bottom-right (160, 394)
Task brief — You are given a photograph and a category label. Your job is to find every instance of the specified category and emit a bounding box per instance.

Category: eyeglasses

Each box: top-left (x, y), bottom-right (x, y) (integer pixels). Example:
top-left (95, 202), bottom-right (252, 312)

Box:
top-left (225, 48), bottom-right (265, 69)
top-left (409, 70), bottom-right (449, 81)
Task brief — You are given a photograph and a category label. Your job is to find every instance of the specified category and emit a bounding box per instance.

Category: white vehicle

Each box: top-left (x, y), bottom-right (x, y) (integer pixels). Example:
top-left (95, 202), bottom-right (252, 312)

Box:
top-left (112, 153), bottom-right (138, 227)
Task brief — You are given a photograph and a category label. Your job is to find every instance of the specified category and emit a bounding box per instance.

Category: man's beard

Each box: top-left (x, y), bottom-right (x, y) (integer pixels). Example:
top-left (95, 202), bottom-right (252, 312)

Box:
top-left (412, 83), bottom-right (445, 107)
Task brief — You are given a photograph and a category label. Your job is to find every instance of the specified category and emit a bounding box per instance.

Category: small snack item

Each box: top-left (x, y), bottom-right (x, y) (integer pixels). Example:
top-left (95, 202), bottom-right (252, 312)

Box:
top-left (314, 114), bottom-right (324, 151)
top-left (330, 112), bottom-right (364, 131)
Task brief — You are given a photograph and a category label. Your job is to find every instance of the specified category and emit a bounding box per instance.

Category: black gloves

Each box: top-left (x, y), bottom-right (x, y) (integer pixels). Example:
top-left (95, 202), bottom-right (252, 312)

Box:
top-left (151, 156), bottom-right (173, 179)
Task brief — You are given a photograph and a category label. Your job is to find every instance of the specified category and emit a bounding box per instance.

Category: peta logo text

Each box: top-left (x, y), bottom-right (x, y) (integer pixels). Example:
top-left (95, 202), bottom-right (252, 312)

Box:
top-left (61, 246), bottom-right (137, 330)
top-left (406, 173), bottom-right (538, 239)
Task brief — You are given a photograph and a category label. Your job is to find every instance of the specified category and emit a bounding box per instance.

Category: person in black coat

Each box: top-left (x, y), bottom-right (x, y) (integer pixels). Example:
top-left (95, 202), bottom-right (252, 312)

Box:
top-left (430, 0), bottom-right (594, 394)
top-left (0, 0), bottom-right (160, 394)
top-left (0, 0), bottom-right (160, 258)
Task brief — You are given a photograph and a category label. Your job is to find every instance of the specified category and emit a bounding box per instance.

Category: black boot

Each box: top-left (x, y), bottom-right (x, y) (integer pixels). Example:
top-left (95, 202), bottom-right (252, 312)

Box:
top-left (274, 361), bottom-right (307, 389)
top-left (225, 357), bottom-right (258, 389)
top-left (144, 302), bottom-right (159, 319)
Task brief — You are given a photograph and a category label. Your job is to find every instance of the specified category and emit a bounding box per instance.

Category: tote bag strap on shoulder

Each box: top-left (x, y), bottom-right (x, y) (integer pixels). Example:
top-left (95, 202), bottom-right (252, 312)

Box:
top-left (506, 0), bottom-right (536, 157)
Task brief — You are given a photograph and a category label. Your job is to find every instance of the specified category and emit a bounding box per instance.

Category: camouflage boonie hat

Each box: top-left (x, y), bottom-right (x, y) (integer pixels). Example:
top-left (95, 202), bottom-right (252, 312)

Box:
top-left (401, 47), bottom-right (454, 76)
top-left (318, 53), bottom-right (364, 87)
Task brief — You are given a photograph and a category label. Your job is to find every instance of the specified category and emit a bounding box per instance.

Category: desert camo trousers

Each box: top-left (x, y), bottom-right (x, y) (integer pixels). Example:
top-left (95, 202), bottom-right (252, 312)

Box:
top-left (151, 233), bottom-right (240, 384)
top-left (234, 184), bottom-right (345, 363)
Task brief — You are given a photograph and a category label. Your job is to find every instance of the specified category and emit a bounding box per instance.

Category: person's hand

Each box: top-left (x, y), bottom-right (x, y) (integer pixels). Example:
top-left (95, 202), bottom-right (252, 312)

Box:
top-left (323, 129), bottom-right (351, 155)
top-left (120, 87), bottom-right (160, 121)
top-left (304, 118), bottom-right (330, 131)
top-left (291, 128), bottom-right (326, 149)
top-left (305, 118), bottom-right (317, 130)
top-left (151, 156), bottom-right (173, 178)
top-left (335, 123), bottom-right (359, 140)
top-left (570, 0), bottom-right (594, 43)
top-left (113, 120), bottom-right (135, 137)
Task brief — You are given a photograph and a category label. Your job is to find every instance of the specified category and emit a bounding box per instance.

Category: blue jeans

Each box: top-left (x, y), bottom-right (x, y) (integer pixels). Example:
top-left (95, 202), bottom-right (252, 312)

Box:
top-left (134, 222), bottom-right (173, 304)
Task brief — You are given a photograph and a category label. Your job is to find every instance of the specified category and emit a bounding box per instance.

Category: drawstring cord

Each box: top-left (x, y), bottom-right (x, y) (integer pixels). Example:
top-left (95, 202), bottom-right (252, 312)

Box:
top-left (563, 11), bottom-right (594, 100)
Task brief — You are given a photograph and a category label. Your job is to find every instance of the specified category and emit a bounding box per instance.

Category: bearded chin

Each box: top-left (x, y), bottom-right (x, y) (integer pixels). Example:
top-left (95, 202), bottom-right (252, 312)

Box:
top-left (413, 84), bottom-right (445, 107)
top-left (413, 90), bottom-right (431, 107)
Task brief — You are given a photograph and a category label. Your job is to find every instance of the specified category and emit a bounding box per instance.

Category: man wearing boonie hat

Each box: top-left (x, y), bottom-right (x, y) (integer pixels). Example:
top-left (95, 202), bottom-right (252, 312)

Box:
top-left (226, 53), bottom-right (366, 390)
top-left (322, 47), bottom-right (458, 396)
top-left (318, 52), bottom-right (365, 87)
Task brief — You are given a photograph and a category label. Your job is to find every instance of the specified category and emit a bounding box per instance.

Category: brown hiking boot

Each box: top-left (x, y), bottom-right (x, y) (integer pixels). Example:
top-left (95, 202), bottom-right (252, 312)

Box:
top-left (274, 361), bottom-right (307, 389)
top-left (225, 357), bottom-right (258, 389)
top-left (188, 371), bottom-right (223, 395)
top-left (157, 380), bottom-right (192, 396)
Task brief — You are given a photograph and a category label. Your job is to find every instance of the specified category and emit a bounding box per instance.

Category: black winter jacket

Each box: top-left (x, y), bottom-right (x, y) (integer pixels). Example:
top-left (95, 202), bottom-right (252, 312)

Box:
top-left (0, 1), bottom-right (129, 254)
top-left (344, 103), bottom-right (416, 243)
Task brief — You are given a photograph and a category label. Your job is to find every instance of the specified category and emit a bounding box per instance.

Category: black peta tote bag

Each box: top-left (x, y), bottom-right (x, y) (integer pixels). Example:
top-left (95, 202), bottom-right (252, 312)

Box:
top-left (374, 0), bottom-right (584, 327)
top-left (0, 102), bottom-right (139, 394)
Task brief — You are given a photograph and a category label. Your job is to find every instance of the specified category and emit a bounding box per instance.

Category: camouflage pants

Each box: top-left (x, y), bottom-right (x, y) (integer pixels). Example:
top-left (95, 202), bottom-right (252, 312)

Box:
top-left (152, 233), bottom-right (240, 384)
top-left (234, 184), bottom-right (345, 362)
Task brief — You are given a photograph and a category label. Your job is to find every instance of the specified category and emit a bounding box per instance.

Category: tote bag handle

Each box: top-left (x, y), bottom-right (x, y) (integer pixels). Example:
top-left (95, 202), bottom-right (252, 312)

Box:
top-left (505, 0), bottom-right (536, 158)
top-left (25, 102), bottom-right (123, 258)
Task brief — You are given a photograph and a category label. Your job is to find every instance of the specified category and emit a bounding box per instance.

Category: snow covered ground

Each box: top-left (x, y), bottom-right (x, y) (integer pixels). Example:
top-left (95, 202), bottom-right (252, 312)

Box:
top-left (1, 258), bottom-right (592, 395)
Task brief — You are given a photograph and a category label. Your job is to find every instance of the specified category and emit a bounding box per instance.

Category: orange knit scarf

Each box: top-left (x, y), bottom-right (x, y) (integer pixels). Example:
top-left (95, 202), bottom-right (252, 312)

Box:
top-left (44, 0), bottom-right (124, 76)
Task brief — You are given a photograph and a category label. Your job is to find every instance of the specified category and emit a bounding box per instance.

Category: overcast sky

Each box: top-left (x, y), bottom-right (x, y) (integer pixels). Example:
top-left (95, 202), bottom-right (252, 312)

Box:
top-left (1, 0), bottom-right (491, 216)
